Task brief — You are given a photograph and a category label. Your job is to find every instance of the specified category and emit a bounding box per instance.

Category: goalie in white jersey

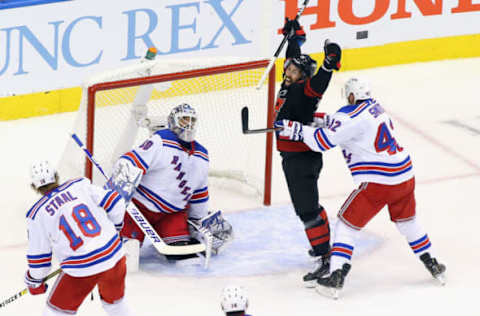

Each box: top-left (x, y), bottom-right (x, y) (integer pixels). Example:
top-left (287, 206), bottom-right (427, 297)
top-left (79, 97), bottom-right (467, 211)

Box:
top-left (116, 103), bottom-right (233, 260)
top-left (275, 78), bottom-right (446, 299)
top-left (25, 161), bottom-right (133, 316)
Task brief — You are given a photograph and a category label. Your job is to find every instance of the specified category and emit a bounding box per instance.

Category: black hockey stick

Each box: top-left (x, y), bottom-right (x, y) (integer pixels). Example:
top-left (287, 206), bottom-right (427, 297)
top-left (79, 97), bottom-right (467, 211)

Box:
top-left (0, 268), bottom-right (61, 309)
top-left (255, 0), bottom-right (310, 89)
top-left (241, 106), bottom-right (281, 134)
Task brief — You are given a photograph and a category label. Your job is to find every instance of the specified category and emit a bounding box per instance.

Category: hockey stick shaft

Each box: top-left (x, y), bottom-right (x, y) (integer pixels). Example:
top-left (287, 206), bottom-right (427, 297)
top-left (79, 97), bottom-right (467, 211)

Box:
top-left (0, 269), bottom-right (61, 309)
top-left (241, 106), bottom-right (282, 134)
top-left (71, 134), bottom-right (205, 255)
top-left (255, 0), bottom-right (310, 90)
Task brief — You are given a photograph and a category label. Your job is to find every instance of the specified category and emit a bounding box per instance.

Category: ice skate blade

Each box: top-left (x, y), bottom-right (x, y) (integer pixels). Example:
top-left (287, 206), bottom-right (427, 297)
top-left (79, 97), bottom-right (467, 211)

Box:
top-left (435, 273), bottom-right (446, 286)
top-left (315, 285), bottom-right (339, 300)
top-left (303, 279), bottom-right (317, 288)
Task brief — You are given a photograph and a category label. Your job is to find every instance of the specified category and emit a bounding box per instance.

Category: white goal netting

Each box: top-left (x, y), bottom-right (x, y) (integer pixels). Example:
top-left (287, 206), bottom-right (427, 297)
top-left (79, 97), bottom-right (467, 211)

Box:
top-left (57, 56), bottom-right (275, 203)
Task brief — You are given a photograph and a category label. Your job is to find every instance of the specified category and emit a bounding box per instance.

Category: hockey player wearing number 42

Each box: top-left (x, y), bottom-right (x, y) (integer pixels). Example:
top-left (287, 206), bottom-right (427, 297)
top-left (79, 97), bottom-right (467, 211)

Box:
top-left (274, 18), bottom-right (341, 286)
top-left (25, 161), bottom-right (134, 316)
top-left (275, 78), bottom-right (446, 299)
top-left (115, 103), bottom-right (233, 262)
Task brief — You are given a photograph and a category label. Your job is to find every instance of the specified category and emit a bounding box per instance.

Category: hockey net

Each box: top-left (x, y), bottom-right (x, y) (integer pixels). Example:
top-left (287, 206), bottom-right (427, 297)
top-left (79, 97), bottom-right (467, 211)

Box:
top-left (57, 57), bottom-right (276, 205)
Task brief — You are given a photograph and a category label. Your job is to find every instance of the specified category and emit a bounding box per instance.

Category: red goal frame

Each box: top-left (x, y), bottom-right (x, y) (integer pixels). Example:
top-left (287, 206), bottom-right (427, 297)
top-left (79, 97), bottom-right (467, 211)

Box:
top-left (85, 60), bottom-right (277, 205)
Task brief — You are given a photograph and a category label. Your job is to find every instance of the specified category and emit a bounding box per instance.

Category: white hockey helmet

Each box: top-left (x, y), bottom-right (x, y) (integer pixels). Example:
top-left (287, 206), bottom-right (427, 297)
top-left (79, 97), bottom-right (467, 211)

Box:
top-left (343, 77), bottom-right (371, 104)
top-left (220, 285), bottom-right (248, 313)
top-left (168, 103), bottom-right (197, 142)
top-left (30, 160), bottom-right (56, 189)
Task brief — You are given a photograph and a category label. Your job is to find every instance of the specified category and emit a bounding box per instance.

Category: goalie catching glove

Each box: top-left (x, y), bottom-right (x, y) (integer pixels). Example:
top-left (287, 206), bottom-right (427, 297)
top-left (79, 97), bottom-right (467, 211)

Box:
top-left (189, 210), bottom-right (233, 255)
top-left (110, 160), bottom-right (143, 201)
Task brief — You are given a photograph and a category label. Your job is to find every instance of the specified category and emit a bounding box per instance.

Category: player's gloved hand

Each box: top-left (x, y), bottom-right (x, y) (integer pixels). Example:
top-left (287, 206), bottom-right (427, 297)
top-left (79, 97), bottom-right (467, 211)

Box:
top-left (189, 211), bottom-right (233, 255)
top-left (311, 112), bottom-right (331, 128)
top-left (322, 39), bottom-right (342, 71)
top-left (274, 120), bottom-right (304, 141)
top-left (282, 18), bottom-right (306, 44)
top-left (132, 104), bottom-right (149, 128)
top-left (111, 160), bottom-right (143, 201)
top-left (145, 115), bottom-right (168, 134)
top-left (24, 271), bottom-right (48, 295)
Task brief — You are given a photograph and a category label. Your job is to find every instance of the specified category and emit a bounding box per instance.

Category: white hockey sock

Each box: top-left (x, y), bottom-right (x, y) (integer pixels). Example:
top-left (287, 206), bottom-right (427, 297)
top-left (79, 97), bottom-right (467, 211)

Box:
top-left (395, 218), bottom-right (434, 258)
top-left (102, 298), bottom-right (133, 316)
top-left (123, 238), bottom-right (140, 272)
top-left (330, 220), bottom-right (358, 272)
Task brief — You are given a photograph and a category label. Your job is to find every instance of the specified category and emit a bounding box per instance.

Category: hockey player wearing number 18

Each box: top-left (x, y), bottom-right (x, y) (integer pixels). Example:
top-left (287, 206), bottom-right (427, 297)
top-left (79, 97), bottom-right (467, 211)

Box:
top-left (25, 161), bottom-right (133, 316)
top-left (116, 103), bottom-right (233, 262)
top-left (274, 18), bottom-right (342, 286)
top-left (275, 78), bottom-right (446, 299)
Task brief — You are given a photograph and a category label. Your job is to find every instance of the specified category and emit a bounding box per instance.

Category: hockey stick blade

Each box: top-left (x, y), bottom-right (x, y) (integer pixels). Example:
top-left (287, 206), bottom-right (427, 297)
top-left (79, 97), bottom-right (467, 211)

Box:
top-left (241, 106), bottom-right (249, 133)
top-left (241, 106), bottom-right (281, 134)
top-left (71, 134), bottom-right (205, 256)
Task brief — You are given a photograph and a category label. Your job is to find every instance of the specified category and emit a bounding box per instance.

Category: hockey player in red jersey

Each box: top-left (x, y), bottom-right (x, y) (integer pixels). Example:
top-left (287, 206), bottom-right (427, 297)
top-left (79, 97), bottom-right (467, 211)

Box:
top-left (274, 18), bottom-right (341, 286)
top-left (25, 161), bottom-right (134, 315)
top-left (115, 103), bottom-right (233, 262)
top-left (221, 285), bottom-right (251, 316)
top-left (275, 77), bottom-right (446, 299)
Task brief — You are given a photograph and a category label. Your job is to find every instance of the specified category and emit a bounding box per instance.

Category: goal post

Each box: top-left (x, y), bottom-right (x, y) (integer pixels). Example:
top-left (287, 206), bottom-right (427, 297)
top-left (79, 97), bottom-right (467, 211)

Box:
top-left (59, 57), bottom-right (277, 206)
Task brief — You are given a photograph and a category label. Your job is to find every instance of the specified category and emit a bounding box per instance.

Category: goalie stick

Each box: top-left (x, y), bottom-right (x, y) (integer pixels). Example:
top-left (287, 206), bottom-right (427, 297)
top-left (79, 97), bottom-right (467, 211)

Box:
top-left (0, 268), bottom-right (61, 309)
top-left (241, 106), bottom-right (282, 134)
top-left (71, 134), bottom-right (206, 256)
top-left (255, 0), bottom-right (310, 90)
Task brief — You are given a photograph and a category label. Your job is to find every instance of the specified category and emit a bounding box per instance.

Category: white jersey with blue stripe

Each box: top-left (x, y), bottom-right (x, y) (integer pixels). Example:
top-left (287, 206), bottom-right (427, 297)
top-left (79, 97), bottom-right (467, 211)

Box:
top-left (118, 129), bottom-right (209, 219)
top-left (26, 178), bottom-right (126, 278)
top-left (303, 98), bottom-right (414, 185)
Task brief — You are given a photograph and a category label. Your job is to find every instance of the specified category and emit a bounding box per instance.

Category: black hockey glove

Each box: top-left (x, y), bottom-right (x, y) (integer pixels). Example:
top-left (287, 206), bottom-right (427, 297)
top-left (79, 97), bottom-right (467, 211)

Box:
top-left (282, 18), bottom-right (306, 44)
top-left (322, 39), bottom-right (342, 71)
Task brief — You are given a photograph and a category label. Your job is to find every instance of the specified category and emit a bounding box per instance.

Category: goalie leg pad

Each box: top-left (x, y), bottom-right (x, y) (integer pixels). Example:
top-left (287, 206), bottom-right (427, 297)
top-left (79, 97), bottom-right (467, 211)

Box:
top-left (122, 238), bottom-right (140, 273)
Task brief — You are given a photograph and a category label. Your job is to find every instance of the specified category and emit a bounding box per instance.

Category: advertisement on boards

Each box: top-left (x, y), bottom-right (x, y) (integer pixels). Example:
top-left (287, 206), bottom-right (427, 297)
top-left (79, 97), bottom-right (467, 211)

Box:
top-left (0, 0), bottom-right (479, 95)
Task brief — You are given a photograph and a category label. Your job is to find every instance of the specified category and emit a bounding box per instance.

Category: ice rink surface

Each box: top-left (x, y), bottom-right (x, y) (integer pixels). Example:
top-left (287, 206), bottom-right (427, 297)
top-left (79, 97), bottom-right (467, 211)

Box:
top-left (1, 57), bottom-right (479, 315)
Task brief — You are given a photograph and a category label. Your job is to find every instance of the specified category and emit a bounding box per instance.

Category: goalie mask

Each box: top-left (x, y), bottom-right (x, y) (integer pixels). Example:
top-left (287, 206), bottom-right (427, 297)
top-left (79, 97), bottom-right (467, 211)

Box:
top-left (31, 160), bottom-right (56, 189)
top-left (221, 285), bottom-right (248, 313)
top-left (285, 54), bottom-right (317, 78)
top-left (168, 103), bottom-right (197, 142)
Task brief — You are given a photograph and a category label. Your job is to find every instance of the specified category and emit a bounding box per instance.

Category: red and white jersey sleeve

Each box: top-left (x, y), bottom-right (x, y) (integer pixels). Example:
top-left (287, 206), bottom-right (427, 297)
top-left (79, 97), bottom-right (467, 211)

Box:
top-left (118, 129), bottom-right (210, 215)
top-left (26, 178), bottom-right (125, 278)
top-left (303, 99), bottom-right (414, 185)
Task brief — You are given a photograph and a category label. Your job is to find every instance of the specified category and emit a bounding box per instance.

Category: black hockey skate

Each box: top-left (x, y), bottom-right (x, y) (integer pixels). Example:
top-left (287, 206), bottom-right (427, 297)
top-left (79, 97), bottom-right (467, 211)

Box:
top-left (303, 254), bottom-right (330, 288)
top-left (420, 253), bottom-right (446, 285)
top-left (315, 263), bottom-right (351, 300)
